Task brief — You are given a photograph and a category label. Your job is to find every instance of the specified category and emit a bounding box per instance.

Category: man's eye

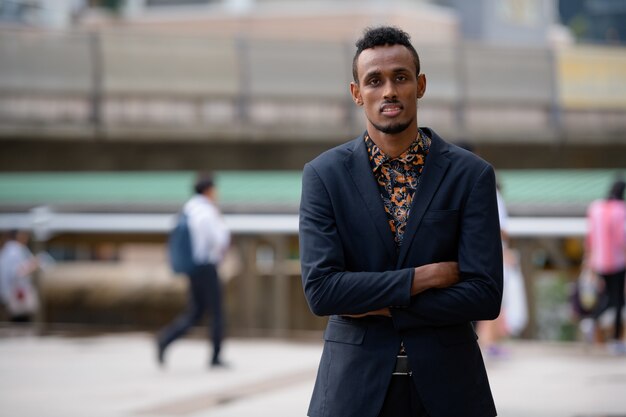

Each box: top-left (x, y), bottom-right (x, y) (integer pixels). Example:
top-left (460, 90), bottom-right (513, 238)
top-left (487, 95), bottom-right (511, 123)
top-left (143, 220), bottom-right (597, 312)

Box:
top-left (396, 75), bottom-right (407, 82)
top-left (368, 79), bottom-right (380, 86)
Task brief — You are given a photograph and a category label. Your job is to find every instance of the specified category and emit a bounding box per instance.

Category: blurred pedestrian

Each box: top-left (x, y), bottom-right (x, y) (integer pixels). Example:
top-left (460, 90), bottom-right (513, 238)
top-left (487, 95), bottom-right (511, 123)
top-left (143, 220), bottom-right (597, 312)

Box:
top-left (485, 190), bottom-right (528, 352)
top-left (0, 230), bottom-right (40, 322)
top-left (585, 175), bottom-right (626, 354)
top-left (157, 174), bottom-right (231, 368)
top-left (455, 142), bottom-right (528, 357)
top-left (299, 26), bottom-right (502, 417)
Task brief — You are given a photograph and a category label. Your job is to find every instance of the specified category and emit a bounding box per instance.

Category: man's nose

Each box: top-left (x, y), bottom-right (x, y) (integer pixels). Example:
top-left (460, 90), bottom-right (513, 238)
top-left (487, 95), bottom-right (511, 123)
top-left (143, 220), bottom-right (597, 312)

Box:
top-left (383, 80), bottom-right (397, 99)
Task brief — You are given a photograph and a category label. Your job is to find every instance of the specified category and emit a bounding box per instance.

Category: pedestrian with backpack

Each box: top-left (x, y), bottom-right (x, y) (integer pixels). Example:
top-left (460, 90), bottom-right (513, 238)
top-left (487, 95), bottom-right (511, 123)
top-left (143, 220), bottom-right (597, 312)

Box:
top-left (157, 173), bottom-right (231, 368)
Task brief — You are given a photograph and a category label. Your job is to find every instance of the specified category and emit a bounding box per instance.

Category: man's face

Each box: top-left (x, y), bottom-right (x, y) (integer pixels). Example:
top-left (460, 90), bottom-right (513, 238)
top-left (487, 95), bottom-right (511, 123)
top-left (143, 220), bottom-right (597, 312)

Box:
top-left (203, 186), bottom-right (217, 201)
top-left (350, 44), bottom-right (425, 136)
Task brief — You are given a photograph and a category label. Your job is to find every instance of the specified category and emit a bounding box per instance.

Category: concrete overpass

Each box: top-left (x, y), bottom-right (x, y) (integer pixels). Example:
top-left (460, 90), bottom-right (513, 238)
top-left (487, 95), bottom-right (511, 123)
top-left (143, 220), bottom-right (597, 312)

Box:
top-left (1, 29), bottom-right (625, 170)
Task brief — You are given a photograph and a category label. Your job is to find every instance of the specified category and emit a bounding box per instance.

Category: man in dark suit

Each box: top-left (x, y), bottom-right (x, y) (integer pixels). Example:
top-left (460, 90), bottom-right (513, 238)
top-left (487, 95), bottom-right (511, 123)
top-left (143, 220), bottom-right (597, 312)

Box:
top-left (299, 26), bottom-right (503, 417)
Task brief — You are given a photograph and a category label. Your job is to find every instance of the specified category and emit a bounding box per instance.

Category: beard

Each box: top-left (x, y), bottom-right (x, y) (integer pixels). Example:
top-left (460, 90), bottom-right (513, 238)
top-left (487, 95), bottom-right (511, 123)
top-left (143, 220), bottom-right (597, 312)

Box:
top-left (369, 117), bottom-right (414, 135)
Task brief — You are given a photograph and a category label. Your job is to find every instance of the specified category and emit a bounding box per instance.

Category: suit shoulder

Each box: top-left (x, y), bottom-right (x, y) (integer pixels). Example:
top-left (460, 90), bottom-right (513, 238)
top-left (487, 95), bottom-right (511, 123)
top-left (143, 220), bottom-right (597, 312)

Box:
top-left (305, 137), bottom-right (359, 172)
top-left (446, 142), bottom-right (493, 173)
top-left (424, 128), bottom-right (492, 173)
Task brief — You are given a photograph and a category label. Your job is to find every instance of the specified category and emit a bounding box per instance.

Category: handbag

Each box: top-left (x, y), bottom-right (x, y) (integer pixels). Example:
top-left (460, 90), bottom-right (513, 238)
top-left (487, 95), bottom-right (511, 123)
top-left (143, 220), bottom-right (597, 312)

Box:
top-left (8, 277), bottom-right (39, 316)
top-left (576, 266), bottom-right (600, 314)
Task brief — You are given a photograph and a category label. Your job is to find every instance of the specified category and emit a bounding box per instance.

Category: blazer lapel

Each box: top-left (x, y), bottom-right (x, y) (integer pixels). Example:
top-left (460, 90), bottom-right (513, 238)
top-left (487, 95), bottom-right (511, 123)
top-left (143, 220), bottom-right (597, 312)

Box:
top-left (345, 135), bottom-right (397, 261)
top-left (396, 130), bottom-right (451, 268)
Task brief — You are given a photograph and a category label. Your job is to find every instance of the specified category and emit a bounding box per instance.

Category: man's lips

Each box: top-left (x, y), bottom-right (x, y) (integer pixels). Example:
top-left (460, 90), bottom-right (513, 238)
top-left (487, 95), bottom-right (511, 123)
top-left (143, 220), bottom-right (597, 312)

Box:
top-left (380, 102), bottom-right (403, 117)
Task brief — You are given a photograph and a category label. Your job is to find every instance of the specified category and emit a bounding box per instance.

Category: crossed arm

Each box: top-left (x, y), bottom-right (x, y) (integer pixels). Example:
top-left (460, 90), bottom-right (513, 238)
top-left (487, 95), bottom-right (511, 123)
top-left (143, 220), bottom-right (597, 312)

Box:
top-left (345, 262), bottom-right (459, 318)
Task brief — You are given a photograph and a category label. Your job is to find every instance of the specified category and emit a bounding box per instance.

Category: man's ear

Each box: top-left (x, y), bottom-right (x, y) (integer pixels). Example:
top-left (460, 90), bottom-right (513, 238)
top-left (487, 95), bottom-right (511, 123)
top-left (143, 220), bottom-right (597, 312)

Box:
top-left (350, 82), bottom-right (363, 106)
top-left (417, 74), bottom-right (426, 99)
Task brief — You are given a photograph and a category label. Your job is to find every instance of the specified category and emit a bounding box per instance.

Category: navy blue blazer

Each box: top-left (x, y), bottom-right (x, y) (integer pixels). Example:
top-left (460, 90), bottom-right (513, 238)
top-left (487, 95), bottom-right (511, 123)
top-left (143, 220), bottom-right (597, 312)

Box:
top-left (299, 128), bottom-right (503, 417)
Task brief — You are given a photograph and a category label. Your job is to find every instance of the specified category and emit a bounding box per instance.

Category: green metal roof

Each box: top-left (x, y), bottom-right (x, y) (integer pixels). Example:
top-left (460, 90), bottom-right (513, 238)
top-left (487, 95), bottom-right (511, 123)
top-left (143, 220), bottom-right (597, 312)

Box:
top-left (0, 169), bottom-right (623, 211)
top-left (0, 171), bottom-right (303, 207)
top-left (0, 172), bottom-right (193, 205)
top-left (217, 172), bottom-right (302, 206)
top-left (497, 170), bottom-right (623, 204)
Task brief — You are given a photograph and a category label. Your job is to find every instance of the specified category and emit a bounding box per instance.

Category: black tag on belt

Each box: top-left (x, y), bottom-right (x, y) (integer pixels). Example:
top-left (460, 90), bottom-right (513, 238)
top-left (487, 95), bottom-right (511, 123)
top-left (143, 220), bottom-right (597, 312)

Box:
top-left (393, 355), bottom-right (411, 376)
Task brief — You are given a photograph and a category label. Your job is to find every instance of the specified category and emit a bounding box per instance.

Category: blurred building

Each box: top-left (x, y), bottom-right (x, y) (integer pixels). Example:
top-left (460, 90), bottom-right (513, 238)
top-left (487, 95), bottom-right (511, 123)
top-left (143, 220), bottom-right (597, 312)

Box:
top-left (0, 0), bottom-right (86, 28)
top-left (439, 0), bottom-right (559, 45)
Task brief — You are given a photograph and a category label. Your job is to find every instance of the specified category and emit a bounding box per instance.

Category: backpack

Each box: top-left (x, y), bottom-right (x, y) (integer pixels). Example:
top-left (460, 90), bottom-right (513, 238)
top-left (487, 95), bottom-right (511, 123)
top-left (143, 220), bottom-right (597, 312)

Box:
top-left (168, 212), bottom-right (196, 274)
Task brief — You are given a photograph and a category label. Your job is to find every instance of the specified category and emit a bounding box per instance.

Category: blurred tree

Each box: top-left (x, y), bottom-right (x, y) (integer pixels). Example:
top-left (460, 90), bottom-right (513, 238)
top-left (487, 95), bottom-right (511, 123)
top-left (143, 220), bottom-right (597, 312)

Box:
top-left (568, 14), bottom-right (590, 40)
top-left (558, 0), bottom-right (626, 45)
top-left (89, 0), bottom-right (123, 14)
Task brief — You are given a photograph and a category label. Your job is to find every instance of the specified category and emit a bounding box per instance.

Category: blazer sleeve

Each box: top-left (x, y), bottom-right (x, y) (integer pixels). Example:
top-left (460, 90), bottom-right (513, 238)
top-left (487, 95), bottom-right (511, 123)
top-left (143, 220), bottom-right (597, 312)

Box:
top-left (391, 164), bottom-right (504, 330)
top-left (299, 163), bottom-right (413, 316)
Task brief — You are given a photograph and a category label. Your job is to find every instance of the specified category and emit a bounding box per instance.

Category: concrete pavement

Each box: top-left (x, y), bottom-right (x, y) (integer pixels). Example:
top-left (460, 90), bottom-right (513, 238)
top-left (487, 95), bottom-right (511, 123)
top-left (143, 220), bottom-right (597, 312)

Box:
top-left (0, 329), bottom-right (625, 417)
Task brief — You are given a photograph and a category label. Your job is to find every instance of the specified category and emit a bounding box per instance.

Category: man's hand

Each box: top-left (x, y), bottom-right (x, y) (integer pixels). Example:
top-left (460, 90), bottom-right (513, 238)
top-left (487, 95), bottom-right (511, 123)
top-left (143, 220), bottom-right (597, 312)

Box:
top-left (343, 307), bottom-right (391, 318)
top-left (411, 262), bottom-right (459, 295)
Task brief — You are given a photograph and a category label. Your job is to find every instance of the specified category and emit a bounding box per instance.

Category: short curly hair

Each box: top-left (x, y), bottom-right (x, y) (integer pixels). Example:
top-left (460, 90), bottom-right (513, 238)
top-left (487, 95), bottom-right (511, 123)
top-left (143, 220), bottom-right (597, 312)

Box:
top-left (352, 26), bottom-right (421, 83)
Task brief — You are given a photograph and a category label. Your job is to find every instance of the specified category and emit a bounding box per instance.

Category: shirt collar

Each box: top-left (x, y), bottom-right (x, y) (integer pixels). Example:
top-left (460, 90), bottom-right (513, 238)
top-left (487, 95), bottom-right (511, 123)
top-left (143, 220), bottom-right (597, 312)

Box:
top-left (364, 129), bottom-right (431, 172)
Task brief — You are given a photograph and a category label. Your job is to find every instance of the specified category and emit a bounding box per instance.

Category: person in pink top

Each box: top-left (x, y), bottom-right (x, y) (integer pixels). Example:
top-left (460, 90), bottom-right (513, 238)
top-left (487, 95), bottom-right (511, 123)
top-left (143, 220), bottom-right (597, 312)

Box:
top-left (586, 176), bottom-right (626, 352)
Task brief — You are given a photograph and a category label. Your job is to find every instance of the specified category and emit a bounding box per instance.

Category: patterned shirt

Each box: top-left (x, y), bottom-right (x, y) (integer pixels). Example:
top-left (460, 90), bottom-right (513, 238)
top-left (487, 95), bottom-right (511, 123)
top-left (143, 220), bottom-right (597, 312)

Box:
top-left (365, 129), bottom-right (431, 246)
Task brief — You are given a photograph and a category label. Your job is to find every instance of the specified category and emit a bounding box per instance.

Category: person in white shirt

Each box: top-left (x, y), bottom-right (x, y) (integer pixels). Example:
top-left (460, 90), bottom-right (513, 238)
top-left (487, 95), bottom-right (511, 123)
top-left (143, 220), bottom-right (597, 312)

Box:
top-left (157, 174), bottom-right (231, 367)
top-left (0, 230), bottom-right (40, 322)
